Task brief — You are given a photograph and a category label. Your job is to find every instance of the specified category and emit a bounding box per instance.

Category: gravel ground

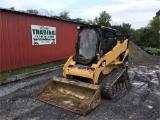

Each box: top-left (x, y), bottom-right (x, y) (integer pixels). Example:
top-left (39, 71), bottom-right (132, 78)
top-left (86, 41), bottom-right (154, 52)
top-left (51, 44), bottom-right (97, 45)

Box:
top-left (0, 65), bottom-right (160, 120)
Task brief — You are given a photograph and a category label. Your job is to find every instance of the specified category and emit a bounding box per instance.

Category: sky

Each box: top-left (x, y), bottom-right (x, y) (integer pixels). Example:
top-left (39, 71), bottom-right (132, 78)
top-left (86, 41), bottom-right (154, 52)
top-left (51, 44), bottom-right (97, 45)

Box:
top-left (0, 0), bottom-right (159, 29)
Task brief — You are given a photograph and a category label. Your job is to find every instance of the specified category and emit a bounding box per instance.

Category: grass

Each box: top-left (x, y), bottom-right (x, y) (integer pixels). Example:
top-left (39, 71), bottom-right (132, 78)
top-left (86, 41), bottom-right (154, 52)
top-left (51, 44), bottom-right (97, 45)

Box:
top-left (0, 59), bottom-right (66, 80)
top-left (144, 47), bottom-right (160, 52)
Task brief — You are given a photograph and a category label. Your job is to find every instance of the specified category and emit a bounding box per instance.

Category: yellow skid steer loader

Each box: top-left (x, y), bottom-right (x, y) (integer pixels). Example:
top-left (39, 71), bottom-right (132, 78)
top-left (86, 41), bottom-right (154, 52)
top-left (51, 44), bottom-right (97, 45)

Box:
top-left (37, 25), bottom-right (130, 115)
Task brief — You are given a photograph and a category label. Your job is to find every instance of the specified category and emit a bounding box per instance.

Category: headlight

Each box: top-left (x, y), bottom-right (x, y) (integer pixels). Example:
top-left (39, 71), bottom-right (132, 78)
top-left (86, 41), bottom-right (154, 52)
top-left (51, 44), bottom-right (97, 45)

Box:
top-left (77, 26), bottom-right (80, 30)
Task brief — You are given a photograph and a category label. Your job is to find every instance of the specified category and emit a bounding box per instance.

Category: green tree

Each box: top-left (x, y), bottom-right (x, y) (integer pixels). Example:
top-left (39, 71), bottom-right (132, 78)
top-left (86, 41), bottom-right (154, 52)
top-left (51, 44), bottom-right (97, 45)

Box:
top-left (112, 23), bottom-right (133, 34)
top-left (72, 18), bottom-right (86, 23)
top-left (131, 29), bottom-right (142, 45)
top-left (26, 9), bottom-right (39, 15)
top-left (59, 10), bottom-right (70, 20)
top-left (94, 11), bottom-right (111, 26)
top-left (155, 10), bottom-right (160, 17)
top-left (87, 19), bottom-right (96, 25)
top-left (132, 26), bottom-right (158, 48)
top-left (149, 16), bottom-right (159, 32)
top-left (9, 6), bottom-right (15, 10)
top-left (121, 23), bottom-right (132, 34)
top-left (140, 27), bottom-right (155, 47)
top-left (39, 9), bottom-right (55, 17)
top-left (148, 15), bottom-right (160, 48)
top-left (131, 10), bottom-right (160, 48)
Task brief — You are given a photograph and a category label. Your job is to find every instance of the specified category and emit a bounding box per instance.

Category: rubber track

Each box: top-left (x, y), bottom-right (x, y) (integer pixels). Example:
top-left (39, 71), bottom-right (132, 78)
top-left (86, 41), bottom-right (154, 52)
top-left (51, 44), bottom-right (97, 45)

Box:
top-left (101, 68), bottom-right (127, 98)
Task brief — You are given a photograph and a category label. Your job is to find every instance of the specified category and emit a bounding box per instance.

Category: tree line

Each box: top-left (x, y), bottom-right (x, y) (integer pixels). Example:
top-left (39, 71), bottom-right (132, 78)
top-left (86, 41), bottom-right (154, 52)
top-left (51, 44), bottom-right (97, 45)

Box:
top-left (131, 11), bottom-right (160, 48)
top-left (9, 7), bottom-right (160, 48)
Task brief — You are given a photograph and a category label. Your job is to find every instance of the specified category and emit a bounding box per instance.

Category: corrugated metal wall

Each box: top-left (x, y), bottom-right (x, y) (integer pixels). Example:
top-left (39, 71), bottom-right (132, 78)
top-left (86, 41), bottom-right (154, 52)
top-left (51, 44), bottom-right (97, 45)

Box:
top-left (0, 9), bottom-right (82, 72)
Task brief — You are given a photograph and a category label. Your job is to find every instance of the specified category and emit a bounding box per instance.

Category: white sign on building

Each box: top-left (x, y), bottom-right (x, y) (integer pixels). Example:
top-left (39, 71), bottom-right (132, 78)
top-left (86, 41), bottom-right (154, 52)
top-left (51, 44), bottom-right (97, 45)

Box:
top-left (31, 25), bottom-right (56, 45)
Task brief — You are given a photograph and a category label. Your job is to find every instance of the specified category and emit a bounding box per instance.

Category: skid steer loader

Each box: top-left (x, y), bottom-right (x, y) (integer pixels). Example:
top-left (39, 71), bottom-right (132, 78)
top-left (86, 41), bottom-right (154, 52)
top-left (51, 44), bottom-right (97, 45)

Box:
top-left (37, 25), bottom-right (130, 115)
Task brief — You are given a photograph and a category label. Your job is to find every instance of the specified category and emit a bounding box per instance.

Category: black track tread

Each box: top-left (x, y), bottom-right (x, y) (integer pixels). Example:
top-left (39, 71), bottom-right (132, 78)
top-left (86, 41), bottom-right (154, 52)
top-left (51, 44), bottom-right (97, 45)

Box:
top-left (100, 68), bottom-right (129, 99)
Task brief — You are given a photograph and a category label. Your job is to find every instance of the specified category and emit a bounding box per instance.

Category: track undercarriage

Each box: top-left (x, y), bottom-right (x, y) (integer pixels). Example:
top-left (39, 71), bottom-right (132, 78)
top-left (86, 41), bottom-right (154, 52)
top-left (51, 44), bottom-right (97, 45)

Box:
top-left (100, 68), bottom-right (130, 98)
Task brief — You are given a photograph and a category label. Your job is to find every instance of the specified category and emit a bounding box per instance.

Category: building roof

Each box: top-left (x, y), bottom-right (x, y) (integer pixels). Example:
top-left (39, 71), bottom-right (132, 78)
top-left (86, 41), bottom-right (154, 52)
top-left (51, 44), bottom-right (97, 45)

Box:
top-left (0, 7), bottom-right (87, 25)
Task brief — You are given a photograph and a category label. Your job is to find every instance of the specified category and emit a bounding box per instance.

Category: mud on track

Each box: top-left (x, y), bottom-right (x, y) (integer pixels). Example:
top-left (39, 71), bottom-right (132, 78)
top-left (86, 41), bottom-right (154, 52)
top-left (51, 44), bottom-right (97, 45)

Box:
top-left (0, 65), bottom-right (160, 120)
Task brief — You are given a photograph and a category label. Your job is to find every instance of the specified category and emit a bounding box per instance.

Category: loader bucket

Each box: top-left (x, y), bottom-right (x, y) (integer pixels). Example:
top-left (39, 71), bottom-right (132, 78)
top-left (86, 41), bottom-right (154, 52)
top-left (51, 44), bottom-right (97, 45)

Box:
top-left (37, 76), bottom-right (101, 115)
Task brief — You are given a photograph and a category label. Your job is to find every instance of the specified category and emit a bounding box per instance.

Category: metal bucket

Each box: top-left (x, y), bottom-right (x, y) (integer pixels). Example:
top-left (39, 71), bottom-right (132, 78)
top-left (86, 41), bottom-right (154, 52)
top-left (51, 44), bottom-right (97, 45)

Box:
top-left (37, 76), bottom-right (101, 115)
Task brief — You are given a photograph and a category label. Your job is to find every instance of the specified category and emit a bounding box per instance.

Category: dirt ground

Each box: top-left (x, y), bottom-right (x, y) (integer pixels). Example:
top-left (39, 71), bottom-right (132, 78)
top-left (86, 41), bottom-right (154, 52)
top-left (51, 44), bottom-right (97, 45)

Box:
top-left (0, 65), bottom-right (160, 120)
top-left (129, 41), bottom-right (160, 66)
top-left (0, 42), bottom-right (160, 120)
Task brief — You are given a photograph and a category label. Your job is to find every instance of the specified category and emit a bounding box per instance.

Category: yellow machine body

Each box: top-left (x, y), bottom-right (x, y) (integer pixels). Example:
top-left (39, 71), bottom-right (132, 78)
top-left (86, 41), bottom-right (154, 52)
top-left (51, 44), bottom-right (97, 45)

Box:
top-left (37, 26), bottom-right (130, 115)
top-left (63, 39), bottom-right (129, 84)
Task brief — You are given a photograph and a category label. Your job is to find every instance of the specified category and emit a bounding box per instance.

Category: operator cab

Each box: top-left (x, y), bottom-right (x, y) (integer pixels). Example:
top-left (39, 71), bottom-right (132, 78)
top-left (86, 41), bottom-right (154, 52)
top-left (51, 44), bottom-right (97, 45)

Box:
top-left (75, 25), bottom-right (117, 65)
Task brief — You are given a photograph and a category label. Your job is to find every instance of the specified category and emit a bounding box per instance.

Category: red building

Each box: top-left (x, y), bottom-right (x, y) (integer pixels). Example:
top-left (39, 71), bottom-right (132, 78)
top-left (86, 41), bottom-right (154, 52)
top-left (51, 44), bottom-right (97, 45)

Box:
top-left (0, 8), bottom-right (84, 72)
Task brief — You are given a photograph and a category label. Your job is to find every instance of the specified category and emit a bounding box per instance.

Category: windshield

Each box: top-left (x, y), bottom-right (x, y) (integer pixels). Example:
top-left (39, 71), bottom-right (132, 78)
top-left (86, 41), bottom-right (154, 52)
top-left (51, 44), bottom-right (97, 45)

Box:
top-left (79, 29), bottom-right (98, 59)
